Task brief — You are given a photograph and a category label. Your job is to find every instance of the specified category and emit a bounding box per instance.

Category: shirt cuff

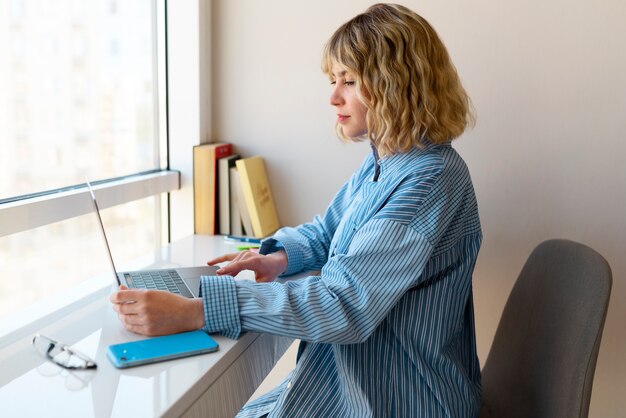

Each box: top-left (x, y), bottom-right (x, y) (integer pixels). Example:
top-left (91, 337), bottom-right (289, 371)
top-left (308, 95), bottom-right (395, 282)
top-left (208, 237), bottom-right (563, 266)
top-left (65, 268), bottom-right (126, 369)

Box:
top-left (259, 238), bottom-right (283, 255)
top-left (200, 275), bottom-right (241, 340)
top-left (259, 236), bottom-right (304, 277)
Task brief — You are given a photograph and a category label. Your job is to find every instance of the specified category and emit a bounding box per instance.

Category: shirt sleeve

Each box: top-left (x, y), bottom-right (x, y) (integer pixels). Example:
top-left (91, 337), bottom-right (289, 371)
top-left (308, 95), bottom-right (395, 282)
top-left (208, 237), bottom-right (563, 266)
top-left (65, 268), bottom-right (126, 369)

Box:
top-left (236, 219), bottom-right (434, 344)
top-left (200, 275), bottom-right (240, 339)
top-left (201, 219), bottom-right (434, 342)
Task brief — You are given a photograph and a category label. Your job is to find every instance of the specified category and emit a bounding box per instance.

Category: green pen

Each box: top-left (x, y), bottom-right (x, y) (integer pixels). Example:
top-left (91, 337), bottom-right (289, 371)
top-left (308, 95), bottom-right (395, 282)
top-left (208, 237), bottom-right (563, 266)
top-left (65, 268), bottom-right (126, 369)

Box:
top-left (237, 245), bottom-right (260, 251)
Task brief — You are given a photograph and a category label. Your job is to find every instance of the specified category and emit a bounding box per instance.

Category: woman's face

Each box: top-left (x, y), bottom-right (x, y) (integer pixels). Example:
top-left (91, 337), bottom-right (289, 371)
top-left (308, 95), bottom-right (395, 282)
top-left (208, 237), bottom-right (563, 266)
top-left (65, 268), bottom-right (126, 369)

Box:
top-left (329, 64), bottom-right (368, 139)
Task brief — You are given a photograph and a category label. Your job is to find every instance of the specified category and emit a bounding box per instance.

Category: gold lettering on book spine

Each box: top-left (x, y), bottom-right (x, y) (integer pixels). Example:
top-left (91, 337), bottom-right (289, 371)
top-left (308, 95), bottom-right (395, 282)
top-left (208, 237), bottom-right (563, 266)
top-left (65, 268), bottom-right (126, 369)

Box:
top-left (256, 183), bottom-right (270, 207)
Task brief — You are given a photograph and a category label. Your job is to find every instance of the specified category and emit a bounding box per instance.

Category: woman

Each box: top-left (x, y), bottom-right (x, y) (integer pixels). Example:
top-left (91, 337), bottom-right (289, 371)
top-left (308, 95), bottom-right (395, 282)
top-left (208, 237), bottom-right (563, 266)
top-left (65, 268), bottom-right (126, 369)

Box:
top-left (113, 4), bottom-right (482, 417)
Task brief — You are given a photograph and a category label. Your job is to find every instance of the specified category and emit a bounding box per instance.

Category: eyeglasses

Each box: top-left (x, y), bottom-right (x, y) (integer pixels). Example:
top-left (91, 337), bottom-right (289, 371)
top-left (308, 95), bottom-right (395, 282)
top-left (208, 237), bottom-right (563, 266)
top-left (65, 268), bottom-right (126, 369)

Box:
top-left (32, 334), bottom-right (97, 370)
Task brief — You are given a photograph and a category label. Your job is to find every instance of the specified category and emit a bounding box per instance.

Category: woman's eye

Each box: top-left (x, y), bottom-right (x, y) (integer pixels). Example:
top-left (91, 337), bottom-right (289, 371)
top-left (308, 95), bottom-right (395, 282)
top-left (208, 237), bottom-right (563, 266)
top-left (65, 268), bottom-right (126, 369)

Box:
top-left (330, 80), bottom-right (355, 86)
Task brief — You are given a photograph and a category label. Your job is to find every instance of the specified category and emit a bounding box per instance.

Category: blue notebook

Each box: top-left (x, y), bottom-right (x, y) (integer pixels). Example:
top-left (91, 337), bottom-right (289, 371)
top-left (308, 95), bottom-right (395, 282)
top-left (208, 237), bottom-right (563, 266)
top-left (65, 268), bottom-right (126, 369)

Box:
top-left (107, 331), bottom-right (219, 368)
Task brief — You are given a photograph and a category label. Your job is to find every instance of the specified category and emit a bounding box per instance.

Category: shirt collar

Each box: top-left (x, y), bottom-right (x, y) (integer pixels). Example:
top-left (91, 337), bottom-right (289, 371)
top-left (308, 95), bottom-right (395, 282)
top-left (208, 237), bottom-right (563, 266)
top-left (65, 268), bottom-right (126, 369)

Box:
top-left (370, 143), bottom-right (381, 182)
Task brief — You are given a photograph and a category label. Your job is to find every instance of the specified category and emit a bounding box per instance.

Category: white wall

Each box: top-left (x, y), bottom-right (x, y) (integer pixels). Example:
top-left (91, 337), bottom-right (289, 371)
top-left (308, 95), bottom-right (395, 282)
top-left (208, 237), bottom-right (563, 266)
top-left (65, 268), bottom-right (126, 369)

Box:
top-left (208, 1), bottom-right (626, 416)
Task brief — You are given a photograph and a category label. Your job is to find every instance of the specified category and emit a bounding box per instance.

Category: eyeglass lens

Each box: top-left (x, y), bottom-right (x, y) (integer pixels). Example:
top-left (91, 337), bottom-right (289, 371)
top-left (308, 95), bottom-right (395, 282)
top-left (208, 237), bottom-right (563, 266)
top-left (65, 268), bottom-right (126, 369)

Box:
top-left (33, 335), bottom-right (97, 370)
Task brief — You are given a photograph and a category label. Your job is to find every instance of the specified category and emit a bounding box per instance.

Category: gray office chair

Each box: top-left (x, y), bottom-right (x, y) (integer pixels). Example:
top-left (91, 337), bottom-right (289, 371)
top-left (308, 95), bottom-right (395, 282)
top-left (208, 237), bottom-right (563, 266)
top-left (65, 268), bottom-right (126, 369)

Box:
top-left (479, 239), bottom-right (612, 418)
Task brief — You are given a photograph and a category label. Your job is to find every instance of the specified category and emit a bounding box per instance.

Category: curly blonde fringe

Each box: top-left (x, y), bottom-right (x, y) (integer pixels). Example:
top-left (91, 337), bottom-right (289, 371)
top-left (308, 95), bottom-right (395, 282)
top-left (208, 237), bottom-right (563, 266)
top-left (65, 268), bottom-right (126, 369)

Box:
top-left (322, 3), bottom-right (475, 156)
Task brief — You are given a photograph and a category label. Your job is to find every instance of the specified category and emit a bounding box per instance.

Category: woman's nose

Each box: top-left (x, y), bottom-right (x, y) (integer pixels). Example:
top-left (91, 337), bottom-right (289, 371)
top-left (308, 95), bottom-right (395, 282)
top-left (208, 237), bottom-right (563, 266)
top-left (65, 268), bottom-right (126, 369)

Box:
top-left (330, 88), bottom-right (343, 107)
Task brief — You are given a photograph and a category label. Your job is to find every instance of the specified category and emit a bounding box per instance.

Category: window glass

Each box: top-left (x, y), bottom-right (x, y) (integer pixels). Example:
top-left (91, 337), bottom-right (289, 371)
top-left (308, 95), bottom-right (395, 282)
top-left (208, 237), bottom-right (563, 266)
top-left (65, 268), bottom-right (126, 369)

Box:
top-left (0, 0), bottom-right (159, 199)
top-left (0, 196), bottom-right (160, 321)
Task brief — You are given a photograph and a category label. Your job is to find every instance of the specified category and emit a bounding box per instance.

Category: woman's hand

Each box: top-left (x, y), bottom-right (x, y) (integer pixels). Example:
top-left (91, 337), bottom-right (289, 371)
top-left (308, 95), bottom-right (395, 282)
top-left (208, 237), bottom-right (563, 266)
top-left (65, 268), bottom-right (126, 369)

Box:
top-left (208, 249), bottom-right (288, 283)
top-left (110, 286), bottom-right (205, 336)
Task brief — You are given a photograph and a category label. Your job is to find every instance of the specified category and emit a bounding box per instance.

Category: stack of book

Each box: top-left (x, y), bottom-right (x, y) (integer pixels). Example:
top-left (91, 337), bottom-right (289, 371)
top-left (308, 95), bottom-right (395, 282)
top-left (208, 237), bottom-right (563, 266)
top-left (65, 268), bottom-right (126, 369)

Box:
top-left (193, 143), bottom-right (280, 238)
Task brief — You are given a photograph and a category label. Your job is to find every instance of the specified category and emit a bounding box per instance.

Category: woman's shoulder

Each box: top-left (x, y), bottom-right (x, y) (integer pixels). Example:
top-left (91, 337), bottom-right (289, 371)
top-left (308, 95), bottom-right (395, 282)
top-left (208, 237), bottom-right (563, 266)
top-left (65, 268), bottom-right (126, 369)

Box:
top-left (381, 142), bottom-right (450, 177)
top-left (380, 143), bottom-right (474, 203)
top-left (412, 142), bottom-right (470, 180)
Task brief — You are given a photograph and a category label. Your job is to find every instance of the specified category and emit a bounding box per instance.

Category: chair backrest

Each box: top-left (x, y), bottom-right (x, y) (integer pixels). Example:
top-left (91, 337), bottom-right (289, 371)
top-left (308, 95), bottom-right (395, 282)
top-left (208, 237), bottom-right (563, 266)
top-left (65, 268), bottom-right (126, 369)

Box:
top-left (480, 239), bottom-right (612, 418)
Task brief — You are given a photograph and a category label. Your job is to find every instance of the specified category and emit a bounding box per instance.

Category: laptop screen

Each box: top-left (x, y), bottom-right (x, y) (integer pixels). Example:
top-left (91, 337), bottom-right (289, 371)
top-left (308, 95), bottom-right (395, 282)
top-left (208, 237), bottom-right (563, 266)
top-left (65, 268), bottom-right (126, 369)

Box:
top-left (86, 182), bottom-right (121, 286)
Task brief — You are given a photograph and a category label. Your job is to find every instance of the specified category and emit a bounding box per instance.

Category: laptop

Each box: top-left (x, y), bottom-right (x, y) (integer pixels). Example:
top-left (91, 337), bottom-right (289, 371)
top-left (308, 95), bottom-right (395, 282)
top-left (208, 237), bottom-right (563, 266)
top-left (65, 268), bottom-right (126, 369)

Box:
top-left (87, 182), bottom-right (218, 297)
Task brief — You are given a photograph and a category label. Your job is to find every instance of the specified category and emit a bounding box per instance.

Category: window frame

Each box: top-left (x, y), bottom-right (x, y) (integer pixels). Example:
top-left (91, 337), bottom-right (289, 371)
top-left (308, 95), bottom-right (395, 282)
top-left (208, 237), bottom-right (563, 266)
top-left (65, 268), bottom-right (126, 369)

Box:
top-left (0, 170), bottom-right (179, 238)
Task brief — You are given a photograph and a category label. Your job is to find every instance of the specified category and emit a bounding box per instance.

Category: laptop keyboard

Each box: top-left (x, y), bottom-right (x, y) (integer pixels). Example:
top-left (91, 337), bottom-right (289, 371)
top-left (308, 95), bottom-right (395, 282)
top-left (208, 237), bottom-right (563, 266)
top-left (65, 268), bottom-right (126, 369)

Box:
top-left (127, 270), bottom-right (185, 295)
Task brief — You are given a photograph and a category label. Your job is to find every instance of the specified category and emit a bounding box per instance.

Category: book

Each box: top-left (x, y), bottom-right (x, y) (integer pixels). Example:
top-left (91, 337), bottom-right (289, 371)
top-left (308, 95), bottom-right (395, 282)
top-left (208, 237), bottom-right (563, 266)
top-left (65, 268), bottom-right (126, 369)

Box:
top-left (229, 166), bottom-right (243, 236)
top-left (193, 142), bottom-right (232, 235)
top-left (235, 156), bottom-right (280, 238)
top-left (217, 154), bottom-right (241, 235)
top-left (230, 166), bottom-right (254, 237)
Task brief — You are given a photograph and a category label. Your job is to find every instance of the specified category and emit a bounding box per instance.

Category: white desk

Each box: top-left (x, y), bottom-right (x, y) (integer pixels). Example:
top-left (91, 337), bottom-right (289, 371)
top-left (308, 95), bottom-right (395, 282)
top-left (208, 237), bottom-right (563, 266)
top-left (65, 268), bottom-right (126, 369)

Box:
top-left (0, 235), bottom-right (294, 418)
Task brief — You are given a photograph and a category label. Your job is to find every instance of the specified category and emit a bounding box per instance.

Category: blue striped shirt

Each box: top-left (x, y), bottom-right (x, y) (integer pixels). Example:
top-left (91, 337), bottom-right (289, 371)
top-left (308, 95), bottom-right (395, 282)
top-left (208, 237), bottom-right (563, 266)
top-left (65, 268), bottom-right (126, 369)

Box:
top-left (201, 142), bottom-right (482, 417)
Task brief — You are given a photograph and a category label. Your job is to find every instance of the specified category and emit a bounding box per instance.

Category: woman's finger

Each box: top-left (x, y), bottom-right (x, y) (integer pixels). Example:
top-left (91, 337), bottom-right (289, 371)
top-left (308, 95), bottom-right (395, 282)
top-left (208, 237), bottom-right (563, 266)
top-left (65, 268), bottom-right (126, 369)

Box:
top-left (116, 301), bottom-right (140, 315)
top-left (216, 254), bottom-right (260, 275)
top-left (216, 260), bottom-right (246, 275)
top-left (110, 288), bottom-right (144, 304)
top-left (207, 252), bottom-right (239, 265)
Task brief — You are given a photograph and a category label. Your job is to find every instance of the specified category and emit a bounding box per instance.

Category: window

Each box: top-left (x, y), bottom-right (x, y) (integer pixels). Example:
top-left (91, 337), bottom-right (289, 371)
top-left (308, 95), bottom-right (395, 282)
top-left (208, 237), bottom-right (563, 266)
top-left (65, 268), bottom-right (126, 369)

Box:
top-left (1, 0), bottom-right (166, 197)
top-left (0, 0), bottom-right (176, 336)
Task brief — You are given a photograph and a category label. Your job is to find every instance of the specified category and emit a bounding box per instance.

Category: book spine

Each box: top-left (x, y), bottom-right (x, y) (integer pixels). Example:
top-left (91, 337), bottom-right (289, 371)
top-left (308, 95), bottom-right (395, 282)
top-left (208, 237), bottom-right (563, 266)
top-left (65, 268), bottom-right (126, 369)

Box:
top-left (229, 166), bottom-right (243, 236)
top-left (218, 154), bottom-right (240, 235)
top-left (235, 157), bottom-right (280, 238)
top-left (193, 143), bottom-right (232, 235)
top-left (231, 167), bottom-right (255, 237)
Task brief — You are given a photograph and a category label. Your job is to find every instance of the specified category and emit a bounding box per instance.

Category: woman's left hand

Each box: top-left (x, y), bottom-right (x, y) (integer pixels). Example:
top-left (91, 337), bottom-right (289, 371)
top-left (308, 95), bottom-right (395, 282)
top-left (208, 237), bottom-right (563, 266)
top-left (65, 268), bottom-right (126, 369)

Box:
top-left (207, 249), bottom-right (287, 283)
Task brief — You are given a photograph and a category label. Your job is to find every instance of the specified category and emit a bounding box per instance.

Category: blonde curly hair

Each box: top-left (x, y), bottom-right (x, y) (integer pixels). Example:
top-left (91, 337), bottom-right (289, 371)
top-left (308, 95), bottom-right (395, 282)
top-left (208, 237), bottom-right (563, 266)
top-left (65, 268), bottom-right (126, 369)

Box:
top-left (322, 3), bottom-right (475, 156)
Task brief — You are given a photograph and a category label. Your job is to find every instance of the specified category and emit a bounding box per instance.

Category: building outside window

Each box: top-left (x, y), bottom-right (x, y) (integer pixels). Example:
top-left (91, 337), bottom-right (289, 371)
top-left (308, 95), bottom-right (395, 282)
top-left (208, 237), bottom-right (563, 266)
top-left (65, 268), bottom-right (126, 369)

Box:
top-left (0, 0), bottom-right (174, 332)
